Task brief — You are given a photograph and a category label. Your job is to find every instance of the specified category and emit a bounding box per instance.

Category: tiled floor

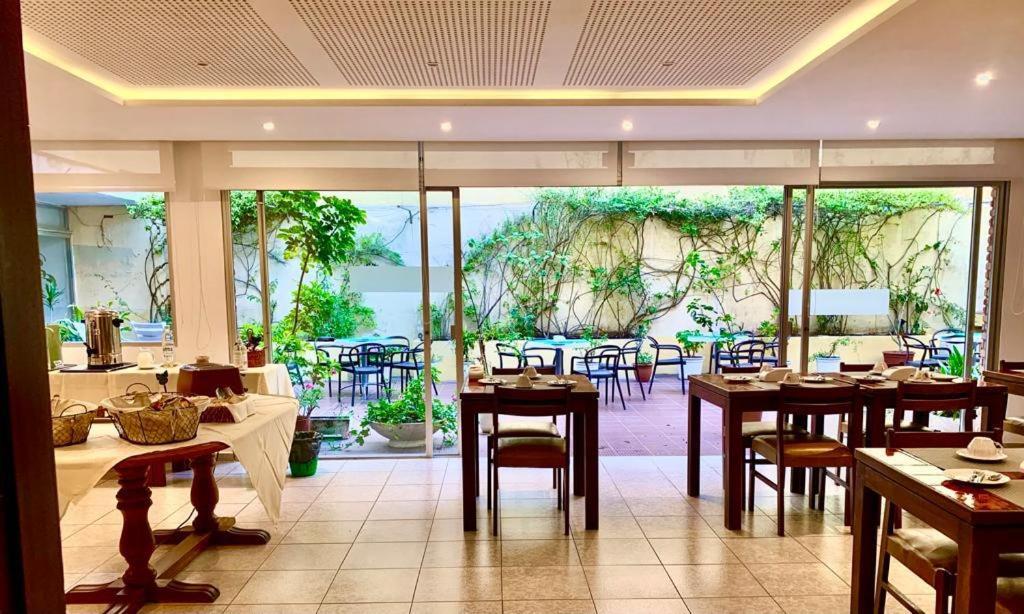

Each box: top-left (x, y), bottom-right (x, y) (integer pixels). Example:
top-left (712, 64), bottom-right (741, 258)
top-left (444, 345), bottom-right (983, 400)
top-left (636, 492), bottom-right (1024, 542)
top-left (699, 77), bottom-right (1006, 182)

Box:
top-left (312, 376), bottom-right (715, 458)
top-left (63, 455), bottom-right (935, 613)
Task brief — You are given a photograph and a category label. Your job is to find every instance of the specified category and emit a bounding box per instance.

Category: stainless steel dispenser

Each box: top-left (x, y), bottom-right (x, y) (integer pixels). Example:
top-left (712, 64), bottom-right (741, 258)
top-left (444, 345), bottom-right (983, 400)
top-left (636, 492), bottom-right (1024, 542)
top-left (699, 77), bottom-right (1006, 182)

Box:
top-left (83, 308), bottom-right (125, 366)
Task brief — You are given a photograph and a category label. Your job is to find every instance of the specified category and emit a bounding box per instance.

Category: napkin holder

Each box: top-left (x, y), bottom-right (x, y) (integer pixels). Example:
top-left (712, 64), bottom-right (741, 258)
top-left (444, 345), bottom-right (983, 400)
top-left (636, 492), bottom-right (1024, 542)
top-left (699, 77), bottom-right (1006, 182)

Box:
top-left (515, 373), bottom-right (534, 389)
top-left (882, 366), bottom-right (916, 382)
top-left (468, 364), bottom-right (485, 381)
top-left (758, 367), bottom-right (792, 382)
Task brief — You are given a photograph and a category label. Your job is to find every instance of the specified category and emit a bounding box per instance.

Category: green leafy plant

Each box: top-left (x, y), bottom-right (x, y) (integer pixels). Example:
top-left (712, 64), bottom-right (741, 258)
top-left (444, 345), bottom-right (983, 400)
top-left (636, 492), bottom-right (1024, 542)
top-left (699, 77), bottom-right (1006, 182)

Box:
top-left (41, 263), bottom-right (64, 321)
top-left (635, 351), bottom-right (653, 366)
top-left (349, 370), bottom-right (457, 448)
top-left (125, 194), bottom-right (172, 322)
top-left (674, 330), bottom-right (705, 357)
top-left (812, 337), bottom-right (854, 359)
top-left (297, 361), bottom-right (334, 418)
top-left (423, 293), bottom-right (455, 341)
top-left (931, 288), bottom-right (967, 330)
top-left (349, 232), bottom-right (404, 266)
top-left (757, 310), bottom-right (780, 339)
top-left (283, 273), bottom-right (375, 340)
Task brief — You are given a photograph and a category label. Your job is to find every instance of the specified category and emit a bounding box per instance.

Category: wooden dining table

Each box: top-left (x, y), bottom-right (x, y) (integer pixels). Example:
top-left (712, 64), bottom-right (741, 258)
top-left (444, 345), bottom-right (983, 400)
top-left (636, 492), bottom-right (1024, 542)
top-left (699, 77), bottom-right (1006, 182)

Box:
top-left (687, 373), bottom-right (1008, 530)
top-left (459, 373), bottom-right (600, 531)
top-left (852, 446), bottom-right (1024, 613)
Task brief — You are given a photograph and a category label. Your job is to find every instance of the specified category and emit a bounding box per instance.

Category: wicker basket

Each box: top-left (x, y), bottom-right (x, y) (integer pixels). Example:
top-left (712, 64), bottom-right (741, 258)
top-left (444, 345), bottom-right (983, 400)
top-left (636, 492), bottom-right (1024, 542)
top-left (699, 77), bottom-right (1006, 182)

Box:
top-left (108, 395), bottom-right (200, 445)
top-left (51, 401), bottom-right (96, 447)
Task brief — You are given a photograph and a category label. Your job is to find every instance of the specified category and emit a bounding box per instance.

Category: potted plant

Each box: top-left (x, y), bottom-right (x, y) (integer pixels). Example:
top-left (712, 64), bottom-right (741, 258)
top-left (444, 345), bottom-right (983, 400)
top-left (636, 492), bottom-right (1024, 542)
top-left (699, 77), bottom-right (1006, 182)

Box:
top-left (240, 325), bottom-right (266, 368)
top-left (675, 329), bottom-right (707, 379)
top-left (350, 370), bottom-right (457, 449)
top-left (634, 351), bottom-right (654, 382)
top-left (813, 337), bottom-right (853, 373)
top-left (289, 431), bottom-right (323, 477)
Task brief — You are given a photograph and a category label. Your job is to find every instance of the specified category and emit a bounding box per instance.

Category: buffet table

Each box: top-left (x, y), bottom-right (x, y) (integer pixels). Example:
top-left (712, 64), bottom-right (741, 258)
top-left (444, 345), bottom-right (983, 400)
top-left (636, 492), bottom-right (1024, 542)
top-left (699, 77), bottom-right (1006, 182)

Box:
top-left (56, 395), bottom-right (297, 612)
top-left (48, 363), bottom-right (294, 404)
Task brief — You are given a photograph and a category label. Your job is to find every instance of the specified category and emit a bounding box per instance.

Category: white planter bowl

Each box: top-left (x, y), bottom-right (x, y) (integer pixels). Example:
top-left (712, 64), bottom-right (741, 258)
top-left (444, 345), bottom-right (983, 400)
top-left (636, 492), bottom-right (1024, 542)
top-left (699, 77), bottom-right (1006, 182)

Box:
top-left (679, 356), bottom-right (704, 379)
top-left (369, 421), bottom-right (440, 449)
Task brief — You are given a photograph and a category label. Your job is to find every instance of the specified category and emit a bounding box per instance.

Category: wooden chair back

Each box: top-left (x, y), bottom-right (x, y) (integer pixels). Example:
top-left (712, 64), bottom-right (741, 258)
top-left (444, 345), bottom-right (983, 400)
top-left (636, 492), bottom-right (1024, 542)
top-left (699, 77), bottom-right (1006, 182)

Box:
top-left (1000, 360), bottom-right (1024, 372)
top-left (885, 428), bottom-right (1003, 449)
top-left (494, 386), bottom-right (571, 419)
top-left (840, 362), bottom-right (874, 372)
top-left (779, 382), bottom-right (863, 446)
top-left (492, 366), bottom-right (557, 376)
top-left (721, 364), bottom-right (760, 374)
top-left (896, 380), bottom-right (977, 414)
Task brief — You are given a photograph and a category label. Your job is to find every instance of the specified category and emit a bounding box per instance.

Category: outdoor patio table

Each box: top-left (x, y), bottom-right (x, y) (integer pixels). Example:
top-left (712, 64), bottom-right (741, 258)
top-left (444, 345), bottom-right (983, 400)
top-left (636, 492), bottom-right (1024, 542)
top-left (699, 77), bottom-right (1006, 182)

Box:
top-left (459, 373), bottom-right (600, 530)
top-left (523, 338), bottom-right (591, 374)
top-left (851, 446), bottom-right (1024, 613)
top-left (686, 373), bottom-right (1007, 530)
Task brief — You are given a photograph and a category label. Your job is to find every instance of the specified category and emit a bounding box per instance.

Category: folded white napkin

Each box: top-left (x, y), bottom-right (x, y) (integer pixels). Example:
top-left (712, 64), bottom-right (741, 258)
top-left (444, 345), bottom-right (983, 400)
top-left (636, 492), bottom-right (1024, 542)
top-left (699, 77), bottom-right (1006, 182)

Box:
top-left (515, 373), bottom-right (534, 388)
top-left (873, 360), bottom-right (887, 372)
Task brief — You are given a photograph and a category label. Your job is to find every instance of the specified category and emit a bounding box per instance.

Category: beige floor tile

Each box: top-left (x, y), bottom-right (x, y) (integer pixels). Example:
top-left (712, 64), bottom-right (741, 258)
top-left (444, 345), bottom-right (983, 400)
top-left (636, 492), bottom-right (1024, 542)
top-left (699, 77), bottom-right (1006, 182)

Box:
top-left (502, 566), bottom-right (591, 600)
top-left (721, 537), bottom-right (817, 564)
top-left (745, 563), bottom-right (849, 596)
top-left (378, 484), bottom-right (443, 501)
top-left (317, 605), bottom-right (411, 614)
top-left (501, 540), bottom-right (580, 566)
top-left (342, 541), bottom-right (426, 569)
top-left (649, 538), bottom-right (740, 565)
top-left (773, 594), bottom-right (850, 613)
top-left (498, 498), bottom-right (562, 518)
top-left (223, 606), bottom-right (318, 613)
top-left (636, 516), bottom-right (716, 539)
top-left (664, 565), bottom-right (766, 599)
top-left (496, 517), bottom-right (570, 540)
top-left (318, 485), bottom-right (383, 502)
top-left (707, 514), bottom-right (780, 538)
top-left (281, 486), bottom-right (325, 502)
top-left (301, 501), bottom-right (374, 521)
top-left (421, 541), bottom-right (501, 568)
top-left (233, 569), bottom-right (336, 604)
top-left (261, 543), bottom-right (350, 570)
top-left (414, 567), bottom-right (502, 602)
top-left (369, 500), bottom-right (438, 520)
top-left (136, 605), bottom-right (226, 613)
top-left (61, 523), bottom-right (123, 547)
top-left (324, 569), bottom-right (420, 603)
top-left (339, 460), bottom-right (396, 473)
top-left (683, 597), bottom-right (782, 614)
top-left (329, 471), bottom-right (392, 486)
top-left (61, 546), bottom-right (119, 574)
top-left (176, 571), bottom-right (254, 605)
top-left (386, 470), bottom-right (447, 485)
top-left (236, 521), bottom-right (295, 545)
top-left (583, 565), bottom-right (679, 600)
top-left (503, 600), bottom-right (597, 614)
top-left (624, 498), bottom-right (698, 517)
top-left (185, 545), bottom-right (274, 571)
top-left (357, 519), bottom-right (433, 542)
top-left (575, 538), bottom-right (660, 565)
top-left (573, 516), bottom-right (645, 539)
top-left (594, 599), bottom-right (689, 614)
top-left (284, 521), bottom-right (363, 544)
top-left (429, 518), bottom-right (495, 541)
top-left (409, 601), bottom-right (500, 613)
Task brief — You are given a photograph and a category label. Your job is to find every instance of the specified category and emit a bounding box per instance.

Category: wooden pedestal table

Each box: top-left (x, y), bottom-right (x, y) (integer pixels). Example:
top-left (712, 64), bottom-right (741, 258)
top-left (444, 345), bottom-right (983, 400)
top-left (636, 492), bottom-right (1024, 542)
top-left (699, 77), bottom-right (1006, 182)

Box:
top-left (65, 442), bottom-right (269, 612)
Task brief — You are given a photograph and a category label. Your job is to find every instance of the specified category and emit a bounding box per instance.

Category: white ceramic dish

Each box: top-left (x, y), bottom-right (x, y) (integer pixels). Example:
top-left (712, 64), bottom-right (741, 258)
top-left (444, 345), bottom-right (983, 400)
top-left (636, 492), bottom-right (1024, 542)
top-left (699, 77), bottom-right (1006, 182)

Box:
top-left (548, 379), bottom-right (577, 387)
top-left (478, 378), bottom-right (505, 385)
top-left (955, 449), bottom-right (1008, 463)
top-left (723, 375), bottom-right (753, 383)
top-left (802, 375), bottom-right (830, 383)
top-left (943, 468), bottom-right (1009, 486)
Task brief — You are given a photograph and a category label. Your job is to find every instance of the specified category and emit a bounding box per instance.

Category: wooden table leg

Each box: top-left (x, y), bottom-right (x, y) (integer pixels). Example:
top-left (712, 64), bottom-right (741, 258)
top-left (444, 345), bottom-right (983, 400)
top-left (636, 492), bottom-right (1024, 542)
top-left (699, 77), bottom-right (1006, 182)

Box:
top-left (723, 402), bottom-right (744, 530)
top-left (955, 525), bottom-right (1000, 613)
top-left (789, 414), bottom-right (807, 495)
top-left (850, 464), bottom-right (881, 613)
top-left (867, 397), bottom-right (887, 446)
top-left (147, 462), bottom-right (167, 487)
top-left (573, 408), bottom-right (585, 496)
top-left (687, 393), bottom-right (701, 497)
top-left (461, 407), bottom-right (478, 532)
top-left (66, 464), bottom-right (220, 611)
top-left (584, 405), bottom-right (599, 530)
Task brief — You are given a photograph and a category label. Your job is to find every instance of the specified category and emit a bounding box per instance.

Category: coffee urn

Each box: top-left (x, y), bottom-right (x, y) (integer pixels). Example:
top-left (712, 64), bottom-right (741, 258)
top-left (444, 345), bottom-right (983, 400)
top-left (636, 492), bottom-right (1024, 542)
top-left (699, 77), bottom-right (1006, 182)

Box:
top-left (83, 308), bottom-right (125, 366)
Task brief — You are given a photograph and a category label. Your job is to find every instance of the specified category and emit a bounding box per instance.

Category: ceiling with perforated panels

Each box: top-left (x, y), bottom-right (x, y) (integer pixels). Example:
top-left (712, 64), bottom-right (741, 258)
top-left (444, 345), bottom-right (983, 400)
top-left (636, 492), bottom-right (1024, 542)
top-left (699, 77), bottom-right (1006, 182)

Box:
top-left (20, 0), bottom-right (910, 104)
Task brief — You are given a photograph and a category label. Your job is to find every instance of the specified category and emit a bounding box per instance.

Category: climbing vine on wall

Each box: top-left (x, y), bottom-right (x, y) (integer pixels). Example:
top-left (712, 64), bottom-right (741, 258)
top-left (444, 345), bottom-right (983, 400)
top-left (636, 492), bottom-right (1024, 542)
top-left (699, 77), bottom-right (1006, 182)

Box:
top-left (124, 194), bottom-right (172, 323)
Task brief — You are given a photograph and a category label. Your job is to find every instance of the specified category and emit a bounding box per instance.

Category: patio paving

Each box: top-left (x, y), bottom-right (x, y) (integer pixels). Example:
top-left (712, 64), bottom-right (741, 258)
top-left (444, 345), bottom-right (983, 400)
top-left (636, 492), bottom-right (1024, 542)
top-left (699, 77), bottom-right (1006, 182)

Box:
top-left (308, 374), bottom-right (721, 458)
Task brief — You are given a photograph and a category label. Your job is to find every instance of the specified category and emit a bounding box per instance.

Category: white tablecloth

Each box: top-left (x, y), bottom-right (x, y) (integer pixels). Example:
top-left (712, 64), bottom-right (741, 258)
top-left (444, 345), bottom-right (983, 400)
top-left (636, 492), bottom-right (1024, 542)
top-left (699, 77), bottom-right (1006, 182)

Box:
top-left (53, 395), bottom-right (298, 523)
top-left (49, 363), bottom-right (295, 404)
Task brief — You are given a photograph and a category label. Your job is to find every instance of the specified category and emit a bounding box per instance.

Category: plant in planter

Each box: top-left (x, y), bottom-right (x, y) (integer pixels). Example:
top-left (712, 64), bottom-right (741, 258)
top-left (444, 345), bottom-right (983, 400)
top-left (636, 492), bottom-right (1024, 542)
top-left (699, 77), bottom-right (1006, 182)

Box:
top-left (240, 325), bottom-right (266, 368)
top-left (812, 337), bottom-right (854, 373)
top-left (294, 360), bottom-right (332, 432)
top-left (349, 370), bottom-right (457, 449)
top-left (634, 351), bottom-right (654, 382)
top-left (674, 329), bottom-right (707, 378)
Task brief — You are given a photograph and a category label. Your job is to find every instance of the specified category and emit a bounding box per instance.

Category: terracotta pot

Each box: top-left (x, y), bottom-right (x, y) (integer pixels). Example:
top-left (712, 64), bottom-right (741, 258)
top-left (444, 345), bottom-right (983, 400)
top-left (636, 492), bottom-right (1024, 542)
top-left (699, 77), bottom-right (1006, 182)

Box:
top-left (635, 364), bottom-right (654, 382)
top-left (247, 348), bottom-right (267, 368)
top-left (882, 351), bottom-right (913, 367)
top-left (296, 415), bottom-right (312, 432)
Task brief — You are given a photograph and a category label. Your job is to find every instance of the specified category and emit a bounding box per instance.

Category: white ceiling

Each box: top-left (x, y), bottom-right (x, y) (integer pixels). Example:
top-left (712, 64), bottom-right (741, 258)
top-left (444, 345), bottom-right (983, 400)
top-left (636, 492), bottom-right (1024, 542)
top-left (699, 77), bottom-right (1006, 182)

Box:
top-left (23, 0), bottom-right (1024, 141)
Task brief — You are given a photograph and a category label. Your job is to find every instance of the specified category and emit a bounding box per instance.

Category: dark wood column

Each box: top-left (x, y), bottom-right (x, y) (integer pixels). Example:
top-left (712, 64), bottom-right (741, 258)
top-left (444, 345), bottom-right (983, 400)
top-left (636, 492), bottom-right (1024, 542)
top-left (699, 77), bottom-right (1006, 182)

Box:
top-left (0, 1), bottom-right (67, 611)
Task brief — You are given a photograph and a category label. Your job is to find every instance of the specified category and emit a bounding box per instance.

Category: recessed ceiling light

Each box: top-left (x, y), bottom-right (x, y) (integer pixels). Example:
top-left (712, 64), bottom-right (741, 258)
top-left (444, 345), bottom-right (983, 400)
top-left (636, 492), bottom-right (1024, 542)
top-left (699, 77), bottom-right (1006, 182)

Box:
top-left (427, 60), bottom-right (439, 68)
top-left (621, 119), bottom-right (634, 132)
top-left (197, 61), bottom-right (209, 67)
top-left (866, 119), bottom-right (881, 130)
top-left (440, 121), bottom-right (453, 132)
top-left (262, 121), bottom-right (275, 132)
top-left (975, 71), bottom-right (994, 86)
top-left (661, 60), bottom-right (675, 67)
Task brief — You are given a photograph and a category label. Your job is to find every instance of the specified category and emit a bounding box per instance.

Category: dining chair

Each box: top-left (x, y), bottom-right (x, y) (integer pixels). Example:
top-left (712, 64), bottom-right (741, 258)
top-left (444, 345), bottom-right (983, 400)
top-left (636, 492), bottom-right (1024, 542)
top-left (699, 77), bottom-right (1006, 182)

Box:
top-left (614, 338), bottom-right (647, 400)
top-left (839, 362), bottom-right (874, 372)
top-left (929, 328), bottom-right (965, 362)
top-left (491, 386), bottom-right (572, 536)
top-left (337, 343), bottom-right (388, 406)
top-left (389, 342), bottom-right (439, 394)
top-left (522, 340), bottom-right (557, 369)
top-left (875, 428), bottom-right (1024, 614)
top-left (900, 333), bottom-right (944, 369)
top-left (749, 382), bottom-right (861, 535)
top-left (895, 380), bottom-right (978, 434)
top-left (1000, 359), bottom-right (1024, 371)
top-left (491, 366), bottom-right (557, 376)
top-left (496, 342), bottom-right (523, 369)
top-left (713, 331), bottom-right (755, 372)
top-left (726, 339), bottom-right (767, 370)
top-left (571, 345), bottom-right (625, 410)
top-left (645, 335), bottom-right (686, 394)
